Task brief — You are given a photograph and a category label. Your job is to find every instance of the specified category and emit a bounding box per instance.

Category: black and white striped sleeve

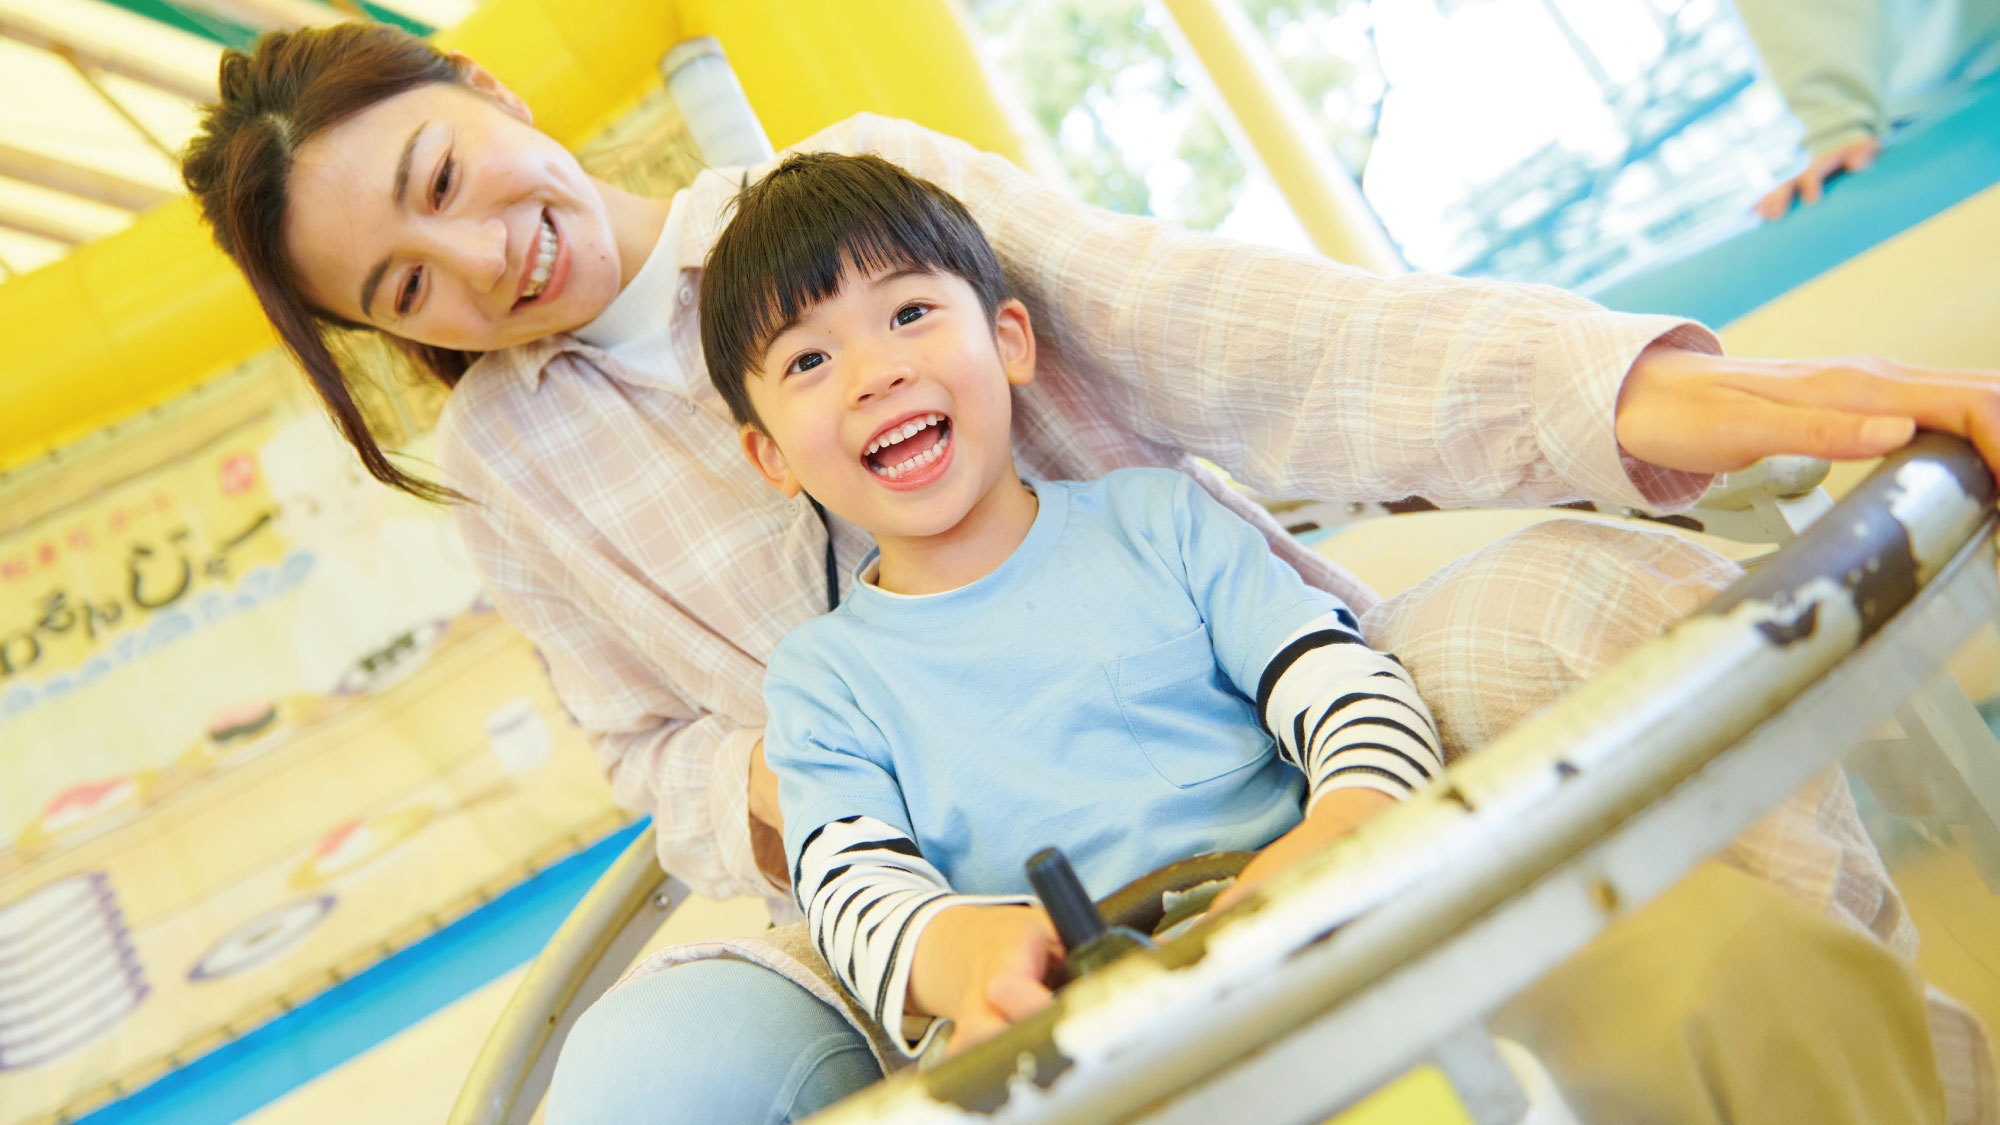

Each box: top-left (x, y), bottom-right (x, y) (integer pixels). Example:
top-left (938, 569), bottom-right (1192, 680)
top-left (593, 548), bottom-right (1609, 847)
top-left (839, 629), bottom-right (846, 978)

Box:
top-left (1255, 608), bottom-right (1445, 810)
top-left (793, 814), bottom-right (1031, 1057)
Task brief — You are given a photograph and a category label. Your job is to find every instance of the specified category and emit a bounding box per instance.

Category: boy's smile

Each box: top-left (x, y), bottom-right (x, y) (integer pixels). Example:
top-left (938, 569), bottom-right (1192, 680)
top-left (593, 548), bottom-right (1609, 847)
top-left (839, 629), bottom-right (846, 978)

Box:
top-left (739, 263), bottom-right (1038, 593)
top-left (863, 411), bottom-right (953, 487)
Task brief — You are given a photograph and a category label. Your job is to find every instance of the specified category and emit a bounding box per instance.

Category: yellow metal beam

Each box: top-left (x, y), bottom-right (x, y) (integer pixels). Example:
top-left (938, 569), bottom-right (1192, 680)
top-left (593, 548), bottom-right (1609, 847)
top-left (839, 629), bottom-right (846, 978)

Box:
top-left (58, 49), bottom-right (180, 162)
top-left (0, 141), bottom-right (173, 212)
top-left (1157, 0), bottom-right (1401, 273)
top-left (0, 199), bottom-right (99, 245)
top-left (173, 0), bottom-right (351, 32)
top-left (676, 0), bottom-right (1027, 161)
top-left (0, 4), bottom-right (217, 104)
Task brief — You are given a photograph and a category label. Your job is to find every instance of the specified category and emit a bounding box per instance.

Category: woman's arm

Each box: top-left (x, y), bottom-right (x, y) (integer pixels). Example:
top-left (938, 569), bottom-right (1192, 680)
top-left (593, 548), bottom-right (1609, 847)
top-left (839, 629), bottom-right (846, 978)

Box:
top-left (439, 426), bottom-right (779, 902)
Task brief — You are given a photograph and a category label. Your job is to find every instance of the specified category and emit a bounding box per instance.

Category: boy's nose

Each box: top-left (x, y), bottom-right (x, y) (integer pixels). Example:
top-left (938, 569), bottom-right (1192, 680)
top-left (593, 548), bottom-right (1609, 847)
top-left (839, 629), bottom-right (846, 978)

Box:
top-left (848, 361), bottom-right (912, 405)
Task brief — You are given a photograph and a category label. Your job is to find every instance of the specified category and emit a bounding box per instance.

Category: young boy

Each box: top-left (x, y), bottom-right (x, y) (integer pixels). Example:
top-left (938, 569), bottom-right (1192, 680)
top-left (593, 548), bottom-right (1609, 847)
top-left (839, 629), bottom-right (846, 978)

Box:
top-left (700, 152), bottom-right (1444, 1058)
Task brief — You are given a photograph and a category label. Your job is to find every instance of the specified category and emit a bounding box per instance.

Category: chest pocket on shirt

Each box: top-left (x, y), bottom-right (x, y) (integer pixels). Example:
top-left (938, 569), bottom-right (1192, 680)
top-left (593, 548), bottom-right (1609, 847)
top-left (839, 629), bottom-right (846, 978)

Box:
top-left (1107, 626), bottom-right (1264, 788)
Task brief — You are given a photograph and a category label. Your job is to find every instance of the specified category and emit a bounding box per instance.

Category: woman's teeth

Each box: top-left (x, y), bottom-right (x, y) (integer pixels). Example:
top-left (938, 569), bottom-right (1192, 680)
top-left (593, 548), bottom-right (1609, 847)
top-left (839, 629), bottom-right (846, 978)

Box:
top-left (521, 215), bottom-right (556, 301)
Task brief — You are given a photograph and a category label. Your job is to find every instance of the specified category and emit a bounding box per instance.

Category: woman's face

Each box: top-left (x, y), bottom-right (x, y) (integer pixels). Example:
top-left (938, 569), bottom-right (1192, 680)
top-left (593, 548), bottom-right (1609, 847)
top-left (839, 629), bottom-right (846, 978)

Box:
top-left (284, 73), bottom-right (624, 351)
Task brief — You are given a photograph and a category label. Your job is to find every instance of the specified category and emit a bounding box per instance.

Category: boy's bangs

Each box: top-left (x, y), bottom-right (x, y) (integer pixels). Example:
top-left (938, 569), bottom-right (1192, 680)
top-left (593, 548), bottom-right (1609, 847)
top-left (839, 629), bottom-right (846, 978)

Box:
top-left (742, 224), bottom-right (939, 362)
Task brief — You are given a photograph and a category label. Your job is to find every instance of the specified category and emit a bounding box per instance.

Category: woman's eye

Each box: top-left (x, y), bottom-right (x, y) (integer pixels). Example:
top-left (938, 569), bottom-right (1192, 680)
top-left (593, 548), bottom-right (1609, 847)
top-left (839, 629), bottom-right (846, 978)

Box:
top-left (432, 155), bottom-right (455, 207)
top-left (893, 303), bottom-right (929, 327)
top-left (787, 351), bottom-right (825, 376)
top-left (397, 267), bottom-right (423, 316)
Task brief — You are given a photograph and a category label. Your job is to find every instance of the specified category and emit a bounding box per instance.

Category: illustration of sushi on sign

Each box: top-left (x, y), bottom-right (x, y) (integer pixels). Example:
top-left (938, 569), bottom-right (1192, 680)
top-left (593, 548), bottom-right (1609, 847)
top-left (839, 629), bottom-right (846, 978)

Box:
top-left (259, 415), bottom-right (481, 699)
top-left (13, 773), bottom-right (158, 853)
top-left (174, 695), bottom-right (315, 773)
top-left (288, 806), bottom-right (434, 891)
top-left (188, 896), bottom-right (337, 982)
top-left (0, 873), bottom-right (149, 1072)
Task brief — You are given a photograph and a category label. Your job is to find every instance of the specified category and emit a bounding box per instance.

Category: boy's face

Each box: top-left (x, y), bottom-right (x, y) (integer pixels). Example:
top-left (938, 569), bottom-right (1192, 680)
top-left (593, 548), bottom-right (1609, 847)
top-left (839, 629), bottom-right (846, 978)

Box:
top-left (738, 263), bottom-right (1035, 541)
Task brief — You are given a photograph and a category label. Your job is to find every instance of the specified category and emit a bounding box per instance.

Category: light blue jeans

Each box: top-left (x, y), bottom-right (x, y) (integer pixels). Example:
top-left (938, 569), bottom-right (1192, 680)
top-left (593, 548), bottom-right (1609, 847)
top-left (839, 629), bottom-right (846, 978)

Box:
top-left (545, 958), bottom-right (883, 1124)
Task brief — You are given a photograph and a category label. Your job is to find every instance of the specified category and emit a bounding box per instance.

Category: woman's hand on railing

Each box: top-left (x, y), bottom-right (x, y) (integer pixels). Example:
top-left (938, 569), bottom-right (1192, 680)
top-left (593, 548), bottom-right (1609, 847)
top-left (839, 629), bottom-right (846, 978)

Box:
top-left (1616, 343), bottom-right (2000, 476)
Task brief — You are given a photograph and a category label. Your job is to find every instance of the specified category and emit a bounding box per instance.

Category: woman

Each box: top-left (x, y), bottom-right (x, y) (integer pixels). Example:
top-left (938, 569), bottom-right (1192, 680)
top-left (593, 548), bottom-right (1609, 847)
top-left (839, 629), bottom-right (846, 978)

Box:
top-left (182, 22), bottom-right (1995, 1124)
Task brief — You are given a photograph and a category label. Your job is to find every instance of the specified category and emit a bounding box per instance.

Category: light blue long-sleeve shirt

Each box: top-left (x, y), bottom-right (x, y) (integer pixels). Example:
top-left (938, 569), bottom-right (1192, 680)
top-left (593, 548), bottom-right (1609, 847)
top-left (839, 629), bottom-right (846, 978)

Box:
top-left (764, 468), bottom-right (1441, 1053)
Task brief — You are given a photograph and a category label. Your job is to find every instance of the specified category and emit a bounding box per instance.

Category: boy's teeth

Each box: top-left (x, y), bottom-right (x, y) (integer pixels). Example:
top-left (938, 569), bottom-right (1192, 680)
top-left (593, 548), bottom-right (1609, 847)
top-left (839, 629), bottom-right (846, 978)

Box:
top-left (869, 426), bottom-right (951, 480)
top-left (865, 413), bottom-right (943, 457)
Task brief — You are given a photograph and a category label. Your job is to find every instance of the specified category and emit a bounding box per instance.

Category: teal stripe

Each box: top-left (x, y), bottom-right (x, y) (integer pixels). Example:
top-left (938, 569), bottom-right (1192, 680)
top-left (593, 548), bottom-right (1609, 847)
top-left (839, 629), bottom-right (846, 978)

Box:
top-left (1587, 70), bottom-right (2000, 327)
top-left (74, 821), bottom-right (645, 1125)
top-left (98, 2), bottom-right (433, 52)
top-left (353, 3), bottom-right (434, 36)
top-left (99, 1), bottom-right (258, 50)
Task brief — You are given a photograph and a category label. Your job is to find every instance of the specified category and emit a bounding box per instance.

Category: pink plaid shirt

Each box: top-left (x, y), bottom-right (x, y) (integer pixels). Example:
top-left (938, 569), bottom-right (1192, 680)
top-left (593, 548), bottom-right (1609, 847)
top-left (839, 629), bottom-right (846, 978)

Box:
top-left (433, 114), bottom-right (1715, 905)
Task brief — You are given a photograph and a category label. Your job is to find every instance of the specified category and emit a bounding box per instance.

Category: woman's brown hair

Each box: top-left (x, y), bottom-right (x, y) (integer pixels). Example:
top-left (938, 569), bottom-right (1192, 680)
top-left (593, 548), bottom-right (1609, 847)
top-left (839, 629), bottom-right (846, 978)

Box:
top-left (181, 22), bottom-right (470, 502)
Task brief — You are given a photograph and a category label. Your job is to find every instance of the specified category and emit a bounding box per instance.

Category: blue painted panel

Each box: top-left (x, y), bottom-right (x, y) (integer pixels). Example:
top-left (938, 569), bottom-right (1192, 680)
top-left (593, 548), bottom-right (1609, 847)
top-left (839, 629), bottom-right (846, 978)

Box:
top-left (76, 821), bottom-right (646, 1125)
top-left (1587, 72), bottom-right (2000, 327)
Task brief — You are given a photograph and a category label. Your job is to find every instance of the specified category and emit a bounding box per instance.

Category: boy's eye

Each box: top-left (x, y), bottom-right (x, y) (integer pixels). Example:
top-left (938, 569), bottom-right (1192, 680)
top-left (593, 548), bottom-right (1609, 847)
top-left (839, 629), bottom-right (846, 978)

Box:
top-left (397, 267), bottom-right (423, 316)
top-left (787, 351), bottom-right (826, 376)
top-left (432, 154), bottom-right (455, 207)
top-left (893, 303), bottom-right (929, 327)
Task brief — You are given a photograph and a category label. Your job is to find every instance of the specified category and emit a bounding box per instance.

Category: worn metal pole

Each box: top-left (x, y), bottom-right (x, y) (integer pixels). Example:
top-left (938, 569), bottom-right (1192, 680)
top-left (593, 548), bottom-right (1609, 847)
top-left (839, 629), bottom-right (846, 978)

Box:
top-left (1156, 0), bottom-right (1403, 273)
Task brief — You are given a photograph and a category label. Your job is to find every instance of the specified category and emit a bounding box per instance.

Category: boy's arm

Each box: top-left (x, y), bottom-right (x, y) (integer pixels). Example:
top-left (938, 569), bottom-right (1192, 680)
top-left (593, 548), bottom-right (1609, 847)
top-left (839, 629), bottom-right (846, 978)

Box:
top-left (1154, 469), bottom-right (1445, 808)
top-left (790, 813), bottom-right (1047, 1056)
top-left (1256, 615), bottom-right (1443, 809)
top-left (1143, 468), bottom-right (1442, 903)
top-left (767, 668), bottom-right (1035, 1056)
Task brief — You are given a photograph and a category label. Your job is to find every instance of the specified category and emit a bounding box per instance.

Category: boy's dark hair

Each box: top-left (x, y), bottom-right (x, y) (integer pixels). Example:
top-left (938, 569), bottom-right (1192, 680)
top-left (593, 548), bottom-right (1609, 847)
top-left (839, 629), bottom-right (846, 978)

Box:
top-left (700, 152), bottom-right (1009, 430)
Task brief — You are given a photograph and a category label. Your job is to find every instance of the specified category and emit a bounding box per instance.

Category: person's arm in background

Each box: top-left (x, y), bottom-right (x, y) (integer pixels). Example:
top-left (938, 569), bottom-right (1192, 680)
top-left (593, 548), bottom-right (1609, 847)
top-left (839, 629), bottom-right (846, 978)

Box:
top-left (681, 115), bottom-right (2000, 512)
top-left (1735, 0), bottom-right (1891, 219)
top-left (438, 419), bottom-right (783, 903)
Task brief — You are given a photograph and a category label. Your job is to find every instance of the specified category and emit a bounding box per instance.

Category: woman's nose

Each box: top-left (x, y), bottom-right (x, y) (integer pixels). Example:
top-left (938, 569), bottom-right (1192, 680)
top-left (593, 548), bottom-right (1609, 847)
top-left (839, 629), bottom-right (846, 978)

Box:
top-left (423, 217), bottom-right (510, 294)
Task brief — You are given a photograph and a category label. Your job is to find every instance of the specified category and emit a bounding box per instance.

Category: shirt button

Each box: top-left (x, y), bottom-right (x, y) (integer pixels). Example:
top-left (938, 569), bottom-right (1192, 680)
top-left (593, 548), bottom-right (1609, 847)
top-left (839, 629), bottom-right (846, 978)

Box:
top-left (679, 283), bottom-right (695, 306)
top-left (683, 401), bottom-right (696, 414)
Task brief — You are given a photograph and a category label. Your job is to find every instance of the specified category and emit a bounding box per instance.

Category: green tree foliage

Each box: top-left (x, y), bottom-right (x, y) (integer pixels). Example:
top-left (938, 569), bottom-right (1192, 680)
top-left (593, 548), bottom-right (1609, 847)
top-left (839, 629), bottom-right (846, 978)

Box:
top-left (968, 0), bottom-right (1384, 229)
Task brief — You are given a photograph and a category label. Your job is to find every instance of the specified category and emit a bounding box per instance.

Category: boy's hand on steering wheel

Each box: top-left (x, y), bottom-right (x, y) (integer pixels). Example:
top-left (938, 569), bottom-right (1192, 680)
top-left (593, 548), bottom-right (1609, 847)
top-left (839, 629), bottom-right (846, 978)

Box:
top-left (910, 903), bottom-right (1062, 1056)
top-left (1617, 344), bottom-right (2000, 477)
top-left (1210, 788), bottom-right (1397, 914)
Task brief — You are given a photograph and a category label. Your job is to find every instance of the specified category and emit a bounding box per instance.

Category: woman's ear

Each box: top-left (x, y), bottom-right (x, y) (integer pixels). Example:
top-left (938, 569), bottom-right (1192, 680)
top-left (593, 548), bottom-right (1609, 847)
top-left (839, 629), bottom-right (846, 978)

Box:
top-left (994, 298), bottom-right (1037, 388)
top-left (740, 425), bottom-right (801, 497)
top-left (450, 53), bottom-right (533, 124)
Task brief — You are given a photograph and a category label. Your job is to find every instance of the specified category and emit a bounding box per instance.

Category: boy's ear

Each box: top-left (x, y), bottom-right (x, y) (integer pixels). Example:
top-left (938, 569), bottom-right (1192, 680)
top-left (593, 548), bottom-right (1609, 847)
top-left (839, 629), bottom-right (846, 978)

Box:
top-left (451, 53), bottom-right (533, 124)
top-left (994, 298), bottom-right (1037, 388)
top-left (740, 425), bottom-right (802, 497)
